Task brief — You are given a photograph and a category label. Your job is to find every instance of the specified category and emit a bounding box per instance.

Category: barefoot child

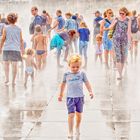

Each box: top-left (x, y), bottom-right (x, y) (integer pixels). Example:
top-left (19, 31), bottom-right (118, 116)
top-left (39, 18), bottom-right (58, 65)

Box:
top-left (95, 34), bottom-right (103, 63)
top-left (24, 48), bottom-right (37, 87)
top-left (33, 25), bottom-right (47, 70)
top-left (58, 54), bottom-right (94, 138)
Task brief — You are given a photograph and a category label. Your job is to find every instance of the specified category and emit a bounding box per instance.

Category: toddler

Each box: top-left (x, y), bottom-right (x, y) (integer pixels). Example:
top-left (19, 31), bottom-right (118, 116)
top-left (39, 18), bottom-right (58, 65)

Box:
top-left (58, 54), bottom-right (94, 139)
top-left (95, 34), bottom-right (103, 63)
top-left (24, 48), bottom-right (37, 87)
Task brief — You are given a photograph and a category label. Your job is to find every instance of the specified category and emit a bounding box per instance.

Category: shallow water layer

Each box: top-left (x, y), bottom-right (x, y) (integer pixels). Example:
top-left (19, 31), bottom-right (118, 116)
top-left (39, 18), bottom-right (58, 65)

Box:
top-left (0, 0), bottom-right (140, 140)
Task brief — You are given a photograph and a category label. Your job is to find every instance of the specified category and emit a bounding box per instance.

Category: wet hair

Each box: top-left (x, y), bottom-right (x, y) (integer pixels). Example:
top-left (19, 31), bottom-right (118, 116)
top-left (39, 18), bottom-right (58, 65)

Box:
top-left (68, 30), bottom-right (76, 38)
top-left (119, 7), bottom-right (129, 16)
top-left (132, 10), bottom-right (137, 16)
top-left (57, 10), bottom-right (62, 14)
top-left (75, 13), bottom-right (79, 17)
top-left (65, 12), bottom-right (72, 17)
top-left (96, 34), bottom-right (102, 41)
top-left (42, 10), bottom-right (47, 14)
top-left (80, 22), bottom-right (87, 28)
top-left (95, 10), bottom-right (100, 14)
top-left (26, 48), bottom-right (34, 56)
top-left (68, 54), bottom-right (82, 66)
top-left (7, 13), bottom-right (18, 24)
top-left (31, 6), bottom-right (38, 11)
top-left (35, 25), bottom-right (42, 33)
top-left (103, 9), bottom-right (113, 18)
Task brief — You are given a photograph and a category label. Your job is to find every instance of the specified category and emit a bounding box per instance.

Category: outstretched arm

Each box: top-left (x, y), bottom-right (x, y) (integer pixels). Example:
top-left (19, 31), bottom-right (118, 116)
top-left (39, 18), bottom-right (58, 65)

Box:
top-left (49, 19), bottom-right (59, 32)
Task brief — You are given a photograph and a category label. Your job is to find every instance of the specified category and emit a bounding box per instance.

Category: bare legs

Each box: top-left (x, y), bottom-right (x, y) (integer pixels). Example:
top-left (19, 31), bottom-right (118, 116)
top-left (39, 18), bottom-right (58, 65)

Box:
top-left (12, 62), bottom-right (17, 85)
top-left (36, 53), bottom-right (47, 70)
top-left (68, 112), bottom-right (82, 138)
top-left (104, 50), bottom-right (109, 68)
top-left (4, 61), bottom-right (10, 84)
top-left (95, 54), bottom-right (102, 64)
top-left (4, 61), bottom-right (18, 85)
top-left (130, 40), bottom-right (138, 62)
top-left (24, 72), bottom-right (28, 87)
top-left (110, 49), bottom-right (116, 68)
top-left (24, 72), bottom-right (34, 87)
top-left (116, 61), bottom-right (125, 80)
top-left (68, 113), bottom-right (75, 138)
top-left (104, 49), bottom-right (116, 68)
top-left (64, 45), bottom-right (70, 61)
top-left (75, 112), bottom-right (82, 135)
top-left (57, 49), bottom-right (63, 67)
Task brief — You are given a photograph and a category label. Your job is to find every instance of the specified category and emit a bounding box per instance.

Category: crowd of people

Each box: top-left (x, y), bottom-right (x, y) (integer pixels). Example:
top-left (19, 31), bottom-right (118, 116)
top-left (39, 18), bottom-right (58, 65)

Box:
top-left (0, 5), bottom-right (140, 139)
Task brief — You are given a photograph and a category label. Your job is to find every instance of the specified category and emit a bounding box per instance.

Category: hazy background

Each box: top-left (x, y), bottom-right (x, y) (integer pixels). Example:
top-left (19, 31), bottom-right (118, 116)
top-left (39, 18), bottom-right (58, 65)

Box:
top-left (0, 0), bottom-right (139, 45)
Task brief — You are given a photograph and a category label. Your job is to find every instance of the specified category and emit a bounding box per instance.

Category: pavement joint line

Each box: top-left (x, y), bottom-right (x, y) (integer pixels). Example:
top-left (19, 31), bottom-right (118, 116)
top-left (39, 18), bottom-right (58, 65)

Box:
top-left (25, 89), bottom-right (58, 140)
top-left (24, 93), bottom-right (55, 140)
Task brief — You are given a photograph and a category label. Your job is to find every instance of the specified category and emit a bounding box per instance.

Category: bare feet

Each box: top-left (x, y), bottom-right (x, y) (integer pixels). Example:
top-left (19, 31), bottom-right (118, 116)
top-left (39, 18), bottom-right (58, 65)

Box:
top-left (75, 128), bottom-right (80, 136)
top-left (68, 132), bottom-right (73, 139)
top-left (68, 135), bottom-right (73, 139)
top-left (5, 81), bottom-right (9, 86)
top-left (117, 77), bottom-right (122, 80)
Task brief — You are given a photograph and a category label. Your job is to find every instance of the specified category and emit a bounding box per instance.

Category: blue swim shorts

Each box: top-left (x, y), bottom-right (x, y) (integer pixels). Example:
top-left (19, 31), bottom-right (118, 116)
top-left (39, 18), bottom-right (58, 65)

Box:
top-left (66, 97), bottom-right (84, 114)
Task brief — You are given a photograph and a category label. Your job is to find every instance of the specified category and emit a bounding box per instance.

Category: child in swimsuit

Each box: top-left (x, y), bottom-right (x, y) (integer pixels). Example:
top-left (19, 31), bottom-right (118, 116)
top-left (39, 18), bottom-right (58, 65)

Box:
top-left (24, 48), bottom-right (37, 87)
top-left (33, 25), bottom-right (47, 70)
top-left (95, 34), bottom-right (103, 63)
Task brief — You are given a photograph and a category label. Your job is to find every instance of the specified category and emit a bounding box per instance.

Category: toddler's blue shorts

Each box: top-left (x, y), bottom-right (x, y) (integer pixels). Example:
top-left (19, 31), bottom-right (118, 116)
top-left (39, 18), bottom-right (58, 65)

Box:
top-left (66, 97), bottom-right (84, 114)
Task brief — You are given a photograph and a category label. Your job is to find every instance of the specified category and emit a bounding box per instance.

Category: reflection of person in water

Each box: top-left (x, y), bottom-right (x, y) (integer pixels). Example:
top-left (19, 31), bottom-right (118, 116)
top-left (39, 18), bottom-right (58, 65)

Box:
top-left (2, 106), bottom-right (23, 140)
top-left (26, 98), bottom-right (47, 125)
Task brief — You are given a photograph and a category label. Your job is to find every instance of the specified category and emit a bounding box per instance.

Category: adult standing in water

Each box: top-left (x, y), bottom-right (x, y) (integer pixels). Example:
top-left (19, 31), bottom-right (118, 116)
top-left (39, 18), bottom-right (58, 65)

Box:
top-left (110, 7), bottom-right (131, 80)
top-left (93, 10), bottom-right (103, 43)
top-left (50, 30), bottom-right (77, 67)
top-left (41, 10), bottom-right (52, 38)
top-left (130, 10), bottom-right (139, 61)
top-left (100, 9), bottom-right (114, 68)
top-left (48, 10), bottom-right (65, 33)
top-left (29, 6), bottom-right (43, 35)
top-left (0, 13), bottom-right (24, 85)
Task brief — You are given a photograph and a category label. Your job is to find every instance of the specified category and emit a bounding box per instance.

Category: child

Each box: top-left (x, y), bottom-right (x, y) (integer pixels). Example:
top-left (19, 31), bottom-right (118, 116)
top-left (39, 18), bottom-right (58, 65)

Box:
top-left (33, 25), bottom-right (47, 70)
top-left (58, 54), bottom-right (94, 139)
top-left (95, 34), bottom-right (103, 63)
top-left (24, 48), bottom-right (37, 87)
top-left (78, 22), bottom-right (90, 68)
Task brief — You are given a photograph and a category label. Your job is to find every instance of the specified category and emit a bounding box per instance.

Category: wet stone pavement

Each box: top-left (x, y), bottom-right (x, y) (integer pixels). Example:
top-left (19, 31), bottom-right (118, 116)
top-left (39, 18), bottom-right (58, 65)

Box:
top-left (0, 43), bottom-right (140, 140)
top-left (0, 1), bottom-right (140, 139)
